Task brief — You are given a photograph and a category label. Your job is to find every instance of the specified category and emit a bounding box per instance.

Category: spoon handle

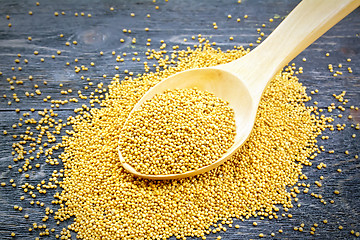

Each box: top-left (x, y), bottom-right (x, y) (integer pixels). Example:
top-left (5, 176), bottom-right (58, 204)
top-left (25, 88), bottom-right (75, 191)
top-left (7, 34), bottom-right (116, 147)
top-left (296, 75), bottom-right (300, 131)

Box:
top-left (226, 0), bottom-right (360, 102)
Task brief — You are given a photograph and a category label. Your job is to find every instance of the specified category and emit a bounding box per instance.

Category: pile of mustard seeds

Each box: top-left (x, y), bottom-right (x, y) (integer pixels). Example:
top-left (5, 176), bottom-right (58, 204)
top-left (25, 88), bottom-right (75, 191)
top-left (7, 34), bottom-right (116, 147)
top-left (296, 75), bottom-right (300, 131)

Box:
top-left (119, 87), bottom-right (236, 175)
top-left (52, 43), bottom-right (331, 239)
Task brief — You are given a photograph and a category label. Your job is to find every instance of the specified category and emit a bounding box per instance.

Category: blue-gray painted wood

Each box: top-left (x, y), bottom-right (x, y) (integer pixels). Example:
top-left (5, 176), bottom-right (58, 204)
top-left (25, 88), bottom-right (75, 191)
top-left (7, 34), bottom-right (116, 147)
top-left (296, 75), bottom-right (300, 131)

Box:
top-left (0, 0), bottom-right (359, 239)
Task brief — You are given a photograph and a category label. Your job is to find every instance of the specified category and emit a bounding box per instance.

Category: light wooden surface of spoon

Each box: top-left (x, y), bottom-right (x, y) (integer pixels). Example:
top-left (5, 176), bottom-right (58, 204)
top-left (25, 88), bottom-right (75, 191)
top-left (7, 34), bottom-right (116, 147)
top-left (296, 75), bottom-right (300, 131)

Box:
top-left (118, 0), bottom-right (360, 180)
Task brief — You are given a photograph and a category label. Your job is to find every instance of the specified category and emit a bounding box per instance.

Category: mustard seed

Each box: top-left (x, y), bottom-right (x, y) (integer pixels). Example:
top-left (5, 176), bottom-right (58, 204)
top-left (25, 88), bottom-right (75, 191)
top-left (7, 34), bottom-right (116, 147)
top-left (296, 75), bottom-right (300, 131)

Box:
top-left (119, 88), bottom-right (236, 175)
top-left (12, 40), bottom-right (338, 239)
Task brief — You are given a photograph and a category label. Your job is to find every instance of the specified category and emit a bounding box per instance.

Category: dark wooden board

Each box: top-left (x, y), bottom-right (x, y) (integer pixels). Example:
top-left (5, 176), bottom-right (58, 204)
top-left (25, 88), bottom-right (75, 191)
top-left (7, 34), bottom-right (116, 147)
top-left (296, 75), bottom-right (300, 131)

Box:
top-left (0, 0), bottom-right (359, 239)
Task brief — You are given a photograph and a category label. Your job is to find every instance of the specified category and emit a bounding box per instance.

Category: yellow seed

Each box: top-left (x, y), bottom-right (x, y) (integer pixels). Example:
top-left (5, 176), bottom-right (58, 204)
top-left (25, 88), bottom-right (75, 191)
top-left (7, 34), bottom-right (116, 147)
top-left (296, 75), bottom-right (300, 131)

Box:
top-left (10, 41), bottom-right (341, 240)
top-left (119, 88), bottom-right (236, 175)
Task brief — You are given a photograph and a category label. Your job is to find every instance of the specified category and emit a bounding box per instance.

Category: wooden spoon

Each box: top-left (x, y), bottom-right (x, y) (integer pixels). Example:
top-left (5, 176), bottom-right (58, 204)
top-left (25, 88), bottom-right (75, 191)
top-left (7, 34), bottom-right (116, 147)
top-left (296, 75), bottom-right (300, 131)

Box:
top-left (118, 0), bottom-right (360, 180)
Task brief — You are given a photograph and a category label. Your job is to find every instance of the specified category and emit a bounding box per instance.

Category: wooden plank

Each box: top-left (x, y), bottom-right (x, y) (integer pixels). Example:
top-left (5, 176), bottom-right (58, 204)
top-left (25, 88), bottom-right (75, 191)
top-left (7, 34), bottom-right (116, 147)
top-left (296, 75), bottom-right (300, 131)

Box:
top-left (0, 0), bottom-right (359, 239)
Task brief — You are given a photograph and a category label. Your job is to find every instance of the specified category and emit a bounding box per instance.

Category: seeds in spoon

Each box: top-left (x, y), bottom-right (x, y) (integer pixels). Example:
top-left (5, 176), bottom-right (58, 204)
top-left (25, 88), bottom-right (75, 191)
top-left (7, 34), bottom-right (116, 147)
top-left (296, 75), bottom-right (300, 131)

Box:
top-left (119, 87), bottom-right (236, 175)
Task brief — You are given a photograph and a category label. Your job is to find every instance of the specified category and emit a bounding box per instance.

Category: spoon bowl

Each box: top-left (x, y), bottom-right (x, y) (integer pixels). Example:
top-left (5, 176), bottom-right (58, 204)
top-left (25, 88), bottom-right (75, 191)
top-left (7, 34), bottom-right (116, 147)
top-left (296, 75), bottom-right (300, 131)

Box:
top-left (119, 68), bottom-right (257, 180)
top-left (119, 0), bottom-right (360, 180)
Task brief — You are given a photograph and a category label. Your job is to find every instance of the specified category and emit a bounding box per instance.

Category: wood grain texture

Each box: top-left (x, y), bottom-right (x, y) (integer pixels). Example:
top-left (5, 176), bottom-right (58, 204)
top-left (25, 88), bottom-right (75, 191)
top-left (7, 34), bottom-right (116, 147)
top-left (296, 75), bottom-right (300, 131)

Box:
top-left (0, 0), bottom-right (359, 239)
